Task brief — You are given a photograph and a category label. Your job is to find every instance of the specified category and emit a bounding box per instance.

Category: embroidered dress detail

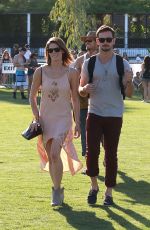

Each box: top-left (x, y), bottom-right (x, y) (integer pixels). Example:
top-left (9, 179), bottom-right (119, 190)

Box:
top-left (48, 81), bottom-right (59, 101)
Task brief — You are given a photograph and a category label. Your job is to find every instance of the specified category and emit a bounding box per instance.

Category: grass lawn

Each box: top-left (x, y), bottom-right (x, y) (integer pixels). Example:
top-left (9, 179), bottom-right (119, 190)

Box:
top-left (0, 88), bottom-right (150, 230)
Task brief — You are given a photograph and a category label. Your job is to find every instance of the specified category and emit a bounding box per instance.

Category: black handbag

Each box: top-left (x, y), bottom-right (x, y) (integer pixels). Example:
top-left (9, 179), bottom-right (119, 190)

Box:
top-left (22, 121), bottom-right (43, 140)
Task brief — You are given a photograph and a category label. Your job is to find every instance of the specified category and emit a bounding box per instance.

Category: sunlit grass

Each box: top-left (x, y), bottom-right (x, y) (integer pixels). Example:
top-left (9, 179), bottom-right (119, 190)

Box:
top-left (0, 89), bottom-right (150, 230)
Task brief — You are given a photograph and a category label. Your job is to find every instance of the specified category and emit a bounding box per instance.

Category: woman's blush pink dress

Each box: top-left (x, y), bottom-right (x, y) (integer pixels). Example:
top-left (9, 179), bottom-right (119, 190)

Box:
top-left (37, 67), bottom-right (82, 175)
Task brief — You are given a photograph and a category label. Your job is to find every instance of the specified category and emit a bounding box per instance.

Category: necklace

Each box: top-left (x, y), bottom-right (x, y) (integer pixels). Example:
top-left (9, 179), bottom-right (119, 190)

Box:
top-left (99, 55), bottom-right (114, 76)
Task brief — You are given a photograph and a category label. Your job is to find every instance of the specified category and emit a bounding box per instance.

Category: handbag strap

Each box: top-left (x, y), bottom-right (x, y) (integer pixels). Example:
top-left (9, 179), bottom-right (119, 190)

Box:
top-left (37, 67), bottom-right (42, 109)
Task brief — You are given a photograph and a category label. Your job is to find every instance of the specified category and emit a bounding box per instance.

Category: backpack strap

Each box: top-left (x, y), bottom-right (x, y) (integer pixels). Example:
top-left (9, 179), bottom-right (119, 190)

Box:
top-left (116, 54), bottom-right (125, 100)
top-left (88, 54), bottom-right (125, 99)
top-left (88, 55), bottom-right (96, 83)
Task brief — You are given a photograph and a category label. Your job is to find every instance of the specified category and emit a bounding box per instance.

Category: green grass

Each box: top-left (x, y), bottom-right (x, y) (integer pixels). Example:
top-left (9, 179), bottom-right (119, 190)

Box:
top-left (0, 88), bottom-right (150, 230)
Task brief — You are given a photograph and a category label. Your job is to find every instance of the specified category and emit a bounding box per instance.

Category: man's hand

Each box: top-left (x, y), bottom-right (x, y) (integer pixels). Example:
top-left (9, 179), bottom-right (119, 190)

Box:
top-left (83, 83), bottom-right (96, 94)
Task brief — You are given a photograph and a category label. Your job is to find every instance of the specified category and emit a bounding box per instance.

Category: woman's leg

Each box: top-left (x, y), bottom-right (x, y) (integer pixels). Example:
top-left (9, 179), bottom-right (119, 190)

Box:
top-left (142, 81), bottom-right (148, 101)
top-left (2, 74), bottom-right (8, 84)
top-left (46, 138), bottom-right (64, 206)
top-left (147, 81), bottom-right (150, 101)
top-left (46, 139), bottom-right (63, 190)
top-left (28, 75), bottom-right (33, 98)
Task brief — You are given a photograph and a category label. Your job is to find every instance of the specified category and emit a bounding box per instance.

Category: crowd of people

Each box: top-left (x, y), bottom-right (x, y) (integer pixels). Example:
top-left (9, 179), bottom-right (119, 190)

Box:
top-left (0, 24), bottom-right (150, 207)
top-left (0, 44), bottom-right (39, 99)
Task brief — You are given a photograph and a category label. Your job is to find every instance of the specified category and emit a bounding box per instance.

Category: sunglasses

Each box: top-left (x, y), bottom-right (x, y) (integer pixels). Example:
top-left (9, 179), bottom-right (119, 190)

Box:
top-left (98, 37), bottom-right (113, 43)
top-left (47, 47), bottom-right (61, 53)
top-left (85, 40), bottom-right (93, 43)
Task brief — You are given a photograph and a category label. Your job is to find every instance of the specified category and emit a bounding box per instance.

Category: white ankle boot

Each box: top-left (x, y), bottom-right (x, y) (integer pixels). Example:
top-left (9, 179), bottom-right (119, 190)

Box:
top-left (51, 187), bottom-right (64, 206)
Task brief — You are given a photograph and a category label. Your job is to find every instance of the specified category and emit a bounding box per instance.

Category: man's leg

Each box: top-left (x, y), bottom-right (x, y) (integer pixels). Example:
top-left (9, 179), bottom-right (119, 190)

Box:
top-left (86, 113), bottom-right (103, 204)
top-left (80, 108), bottom-right (88, 156)
top-left (103, 117), bottom-right (122, 205)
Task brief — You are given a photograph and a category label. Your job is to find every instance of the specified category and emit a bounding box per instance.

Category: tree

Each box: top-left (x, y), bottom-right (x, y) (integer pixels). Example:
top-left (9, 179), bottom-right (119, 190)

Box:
top-left (50, 0), bottom-right (97, 48)
top-left (90, 0), bottom-right (150, 14)
top-left (0, 0), bottom-right (55, 13)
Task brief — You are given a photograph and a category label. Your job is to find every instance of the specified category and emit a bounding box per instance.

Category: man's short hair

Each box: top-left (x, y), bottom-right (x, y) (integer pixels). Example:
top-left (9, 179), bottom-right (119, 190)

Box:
top-left (96, 25), bottom-right (115, 38)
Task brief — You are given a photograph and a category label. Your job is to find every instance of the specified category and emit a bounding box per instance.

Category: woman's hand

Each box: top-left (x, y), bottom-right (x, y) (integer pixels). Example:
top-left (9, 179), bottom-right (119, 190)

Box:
top-left (30, 120), bottom-right (40, 132)
top-left (74, 124), bottom-right (81, 138)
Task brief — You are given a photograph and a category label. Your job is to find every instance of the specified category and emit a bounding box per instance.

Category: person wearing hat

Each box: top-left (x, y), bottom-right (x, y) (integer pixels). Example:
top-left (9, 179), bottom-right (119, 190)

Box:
top-left (13, 47), bottom-right (28, 99)
top-left (74, 31), bottom-right (98, 169)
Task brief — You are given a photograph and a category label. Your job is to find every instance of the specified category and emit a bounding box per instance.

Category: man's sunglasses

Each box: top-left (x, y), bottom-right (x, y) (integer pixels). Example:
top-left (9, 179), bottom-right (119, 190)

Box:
top-left (47, 47), bottom-right (61, 53)
top-left (98, 37), bottom-right (113, 43)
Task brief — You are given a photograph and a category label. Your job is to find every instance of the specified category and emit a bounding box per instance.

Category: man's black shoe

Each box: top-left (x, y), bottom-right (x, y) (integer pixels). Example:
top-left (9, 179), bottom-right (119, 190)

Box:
top-left (87, 189), bottom-right (99, 205)
top-left (103, 195), bottom-right (114, 206)
top-left (81, 168), bottom-right (86, 175)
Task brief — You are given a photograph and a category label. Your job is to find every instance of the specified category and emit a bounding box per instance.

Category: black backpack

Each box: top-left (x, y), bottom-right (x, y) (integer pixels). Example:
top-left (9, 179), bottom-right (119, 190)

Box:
top-left (88, 54), bottom-right (125, 99)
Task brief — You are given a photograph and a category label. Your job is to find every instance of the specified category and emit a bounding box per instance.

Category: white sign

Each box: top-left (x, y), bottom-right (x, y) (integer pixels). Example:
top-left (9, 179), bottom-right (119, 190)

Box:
top-left (2, 63), bottom-right (16, 74)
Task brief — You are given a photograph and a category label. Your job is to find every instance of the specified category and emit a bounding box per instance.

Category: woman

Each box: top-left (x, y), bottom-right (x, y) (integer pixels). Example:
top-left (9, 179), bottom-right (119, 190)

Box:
top-left (141, 55), bottom-right (150, 102)
top-left (27, 52), bottom-right (40, 97)
top-left (0, 50), bottom-right (12, 84)
top-left (30, 37), bottom-right (82, 206)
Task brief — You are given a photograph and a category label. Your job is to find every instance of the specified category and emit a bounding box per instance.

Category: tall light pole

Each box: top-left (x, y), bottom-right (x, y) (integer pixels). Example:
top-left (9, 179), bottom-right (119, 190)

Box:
top-left (27, 13), bottom-right (31, 45)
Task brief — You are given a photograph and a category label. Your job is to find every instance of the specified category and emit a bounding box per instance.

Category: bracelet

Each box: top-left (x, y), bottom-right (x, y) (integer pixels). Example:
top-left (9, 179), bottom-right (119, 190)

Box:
top-left (81, 86), bottom-right (88, 96)
top-left (33, 116), bottom-right (39, 122)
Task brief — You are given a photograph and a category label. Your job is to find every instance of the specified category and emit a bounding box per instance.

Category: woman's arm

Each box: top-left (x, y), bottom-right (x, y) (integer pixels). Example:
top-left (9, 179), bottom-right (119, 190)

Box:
top-left (29, 67), bottom-right (42, 121)
top-left (123, 69), bottom-right (134, 98)
top-left (69, 68), bottom-right (80, 138)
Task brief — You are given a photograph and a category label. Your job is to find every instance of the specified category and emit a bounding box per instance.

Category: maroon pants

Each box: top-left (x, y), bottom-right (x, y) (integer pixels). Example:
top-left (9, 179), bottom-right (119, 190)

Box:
top-left (86, 113), bottom-right (122, 187)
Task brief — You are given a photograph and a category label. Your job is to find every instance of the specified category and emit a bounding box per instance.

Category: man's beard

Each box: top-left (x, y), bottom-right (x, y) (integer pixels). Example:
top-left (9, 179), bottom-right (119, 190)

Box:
top-left (101, 47), bottom-right (111, 52)
top-left (86, 47), bottom-right (92, 51)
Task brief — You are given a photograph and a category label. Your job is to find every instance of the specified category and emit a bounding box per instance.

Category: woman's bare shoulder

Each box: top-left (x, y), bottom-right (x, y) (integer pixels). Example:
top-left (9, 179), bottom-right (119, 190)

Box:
top-left (69, 66), bottom-right (78, 75)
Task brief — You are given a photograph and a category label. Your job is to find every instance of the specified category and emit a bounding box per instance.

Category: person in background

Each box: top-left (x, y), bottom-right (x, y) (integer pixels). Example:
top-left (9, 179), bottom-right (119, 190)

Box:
top-left (123, 52), bottom-right (129, 61)
top-left (70, 50), bottom-right (78, 60)
top-left (140, 55), bottom-right (150, 102)
top-left (24, 44), bottom-right (31, 61)
top-left (11, 44), bottom-right (19, 58)
top-left (132, 71), bottom-right (143, 98)
top-left (77, 50), bottom-right (86, 57)
top-left (13, 47), bottom-right (28, 99)
top-left (30, 37), bottom-right (82, 206)
top-left (113, 48), bottom-right (120, 55)
top-left (27, 52), bottom-right (40, 98)
top-left (0, 50), bottom-right (12, 85)
top-left (136, 54), bottom-right (142, 63)
top-left (11, 44), bottom-right (19, 84)
top-left (79, 25), bottom-right (133, 206)
top-left (74, 31), bottom-right (98, 173)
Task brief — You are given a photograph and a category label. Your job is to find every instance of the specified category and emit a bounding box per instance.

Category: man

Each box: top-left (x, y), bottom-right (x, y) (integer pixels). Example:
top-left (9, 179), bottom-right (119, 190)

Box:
top-left (13, 47), bottom-right (28, 99)
top-left (74, 31), bottom-right (98, 159)
top-left (24, 44), bottom-right (31, 61)
top-left (79, 25), bottom-right (133, 206)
